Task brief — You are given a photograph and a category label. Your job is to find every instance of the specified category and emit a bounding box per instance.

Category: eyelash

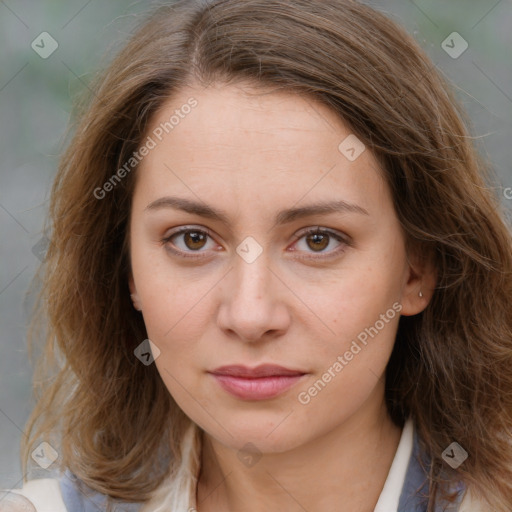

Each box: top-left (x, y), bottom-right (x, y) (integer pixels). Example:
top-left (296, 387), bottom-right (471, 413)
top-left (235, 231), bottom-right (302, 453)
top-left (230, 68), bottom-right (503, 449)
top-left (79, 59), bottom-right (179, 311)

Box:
top-left (161, 226), bottom-right (350, 261)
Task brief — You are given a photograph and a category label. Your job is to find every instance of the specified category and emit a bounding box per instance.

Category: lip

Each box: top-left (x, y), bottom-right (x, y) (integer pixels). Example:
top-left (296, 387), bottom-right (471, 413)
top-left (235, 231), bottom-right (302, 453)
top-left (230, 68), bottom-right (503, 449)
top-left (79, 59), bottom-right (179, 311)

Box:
top-left (208, 364), bottom-right (307, 400)
top-left (210, 364), bottom-right (306, 378)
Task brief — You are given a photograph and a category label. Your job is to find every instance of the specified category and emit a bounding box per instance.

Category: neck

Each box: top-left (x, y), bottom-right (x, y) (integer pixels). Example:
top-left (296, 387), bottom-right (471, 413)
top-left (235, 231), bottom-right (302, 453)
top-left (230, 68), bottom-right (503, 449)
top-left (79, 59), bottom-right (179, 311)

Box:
top-left (196, 387), bottom-right (403, 512)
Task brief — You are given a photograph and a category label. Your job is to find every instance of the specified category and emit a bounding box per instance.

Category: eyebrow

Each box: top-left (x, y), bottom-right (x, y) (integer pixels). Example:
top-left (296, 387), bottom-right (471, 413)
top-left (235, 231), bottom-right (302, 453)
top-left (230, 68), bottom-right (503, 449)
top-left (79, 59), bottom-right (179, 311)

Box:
top-left (145, 196), bottom-right (369, 226)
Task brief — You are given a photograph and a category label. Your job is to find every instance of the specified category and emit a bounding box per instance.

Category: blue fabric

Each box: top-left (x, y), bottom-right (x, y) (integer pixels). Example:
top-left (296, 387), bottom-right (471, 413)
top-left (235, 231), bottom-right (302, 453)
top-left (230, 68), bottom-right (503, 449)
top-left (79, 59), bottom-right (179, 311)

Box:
top-left (397, 424), bottom-right (466, 511)
top-left (59, 471), bottom-right (142, 512)
top-left (58, 425), bottom-right (468, 511)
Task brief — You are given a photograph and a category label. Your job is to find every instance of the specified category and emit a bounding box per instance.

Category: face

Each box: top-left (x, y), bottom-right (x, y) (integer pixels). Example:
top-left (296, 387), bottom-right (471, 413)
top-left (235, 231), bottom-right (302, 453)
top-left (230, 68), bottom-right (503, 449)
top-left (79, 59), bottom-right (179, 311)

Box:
top-left (128, 82), bottom-right (428, 453)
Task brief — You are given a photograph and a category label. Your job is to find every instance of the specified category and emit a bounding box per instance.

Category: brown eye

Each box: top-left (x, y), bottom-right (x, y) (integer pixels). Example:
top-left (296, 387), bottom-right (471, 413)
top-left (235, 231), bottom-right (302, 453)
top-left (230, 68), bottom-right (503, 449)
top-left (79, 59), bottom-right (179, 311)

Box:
top-left (291, 227), bottom-right (349, 260)
top-left (183, 230), bottom-right (208, 250)
top-left (305, 232), bottom-right (330, 252)
top-left (162, 227), bottom-right (217, 259)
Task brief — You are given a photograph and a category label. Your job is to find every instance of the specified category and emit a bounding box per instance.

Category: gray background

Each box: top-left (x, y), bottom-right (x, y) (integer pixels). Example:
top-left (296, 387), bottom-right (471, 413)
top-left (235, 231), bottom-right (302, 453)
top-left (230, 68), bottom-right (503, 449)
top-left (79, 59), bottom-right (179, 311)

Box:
top-left (1, 0), bottom-right (511, 489)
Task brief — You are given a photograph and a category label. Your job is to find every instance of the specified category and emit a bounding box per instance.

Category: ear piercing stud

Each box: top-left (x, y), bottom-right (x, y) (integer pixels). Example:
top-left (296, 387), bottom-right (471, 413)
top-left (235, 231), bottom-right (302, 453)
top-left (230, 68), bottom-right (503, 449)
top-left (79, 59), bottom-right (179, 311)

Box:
top-left (419, 290), bottom-right (423, 298)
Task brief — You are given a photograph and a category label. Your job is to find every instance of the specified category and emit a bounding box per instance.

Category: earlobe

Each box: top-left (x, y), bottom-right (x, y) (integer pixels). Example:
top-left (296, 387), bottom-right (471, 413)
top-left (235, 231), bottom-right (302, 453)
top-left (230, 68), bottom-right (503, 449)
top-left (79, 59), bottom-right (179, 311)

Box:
top-left (130, 293), bottom-right (142, 311)
top-left (400, 250), bottom-right (436, 317)
top-left (128, 274), bottom-right (142, 312)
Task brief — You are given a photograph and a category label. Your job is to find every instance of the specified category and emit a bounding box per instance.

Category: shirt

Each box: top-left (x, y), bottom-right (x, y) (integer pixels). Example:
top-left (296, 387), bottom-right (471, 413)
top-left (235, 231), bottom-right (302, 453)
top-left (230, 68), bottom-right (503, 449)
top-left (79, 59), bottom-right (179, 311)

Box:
top-left (4, 418), bottom-right (486, 511)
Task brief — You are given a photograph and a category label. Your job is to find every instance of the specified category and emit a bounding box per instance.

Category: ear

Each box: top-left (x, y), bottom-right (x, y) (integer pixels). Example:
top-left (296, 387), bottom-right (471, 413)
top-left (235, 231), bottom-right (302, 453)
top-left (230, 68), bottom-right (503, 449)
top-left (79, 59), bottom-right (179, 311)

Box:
top-left (128, 272), bottom-right (142, 311)
top-left (400, 246), bottom-right (437, 317)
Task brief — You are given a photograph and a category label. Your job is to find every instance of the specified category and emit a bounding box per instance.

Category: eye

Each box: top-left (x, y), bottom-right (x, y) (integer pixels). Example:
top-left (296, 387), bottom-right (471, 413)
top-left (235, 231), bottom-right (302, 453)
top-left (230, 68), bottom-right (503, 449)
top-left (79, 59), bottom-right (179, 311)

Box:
top-left (290, 227), bottom-right (349, 260)
top-left (162, 226), bottom-right (218, 259)
top-left (162, 225), bottom-right (350, 261)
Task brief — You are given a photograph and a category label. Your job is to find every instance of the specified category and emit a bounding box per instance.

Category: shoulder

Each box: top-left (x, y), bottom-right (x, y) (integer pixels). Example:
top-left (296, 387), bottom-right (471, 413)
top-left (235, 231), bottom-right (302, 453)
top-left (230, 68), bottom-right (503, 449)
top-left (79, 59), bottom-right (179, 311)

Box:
top-left (2, 471), bottom-right (143, 512)
top-left (398, 420), bottom-right (489, 512)
top-left (1, 478), bottom-right (67, 512)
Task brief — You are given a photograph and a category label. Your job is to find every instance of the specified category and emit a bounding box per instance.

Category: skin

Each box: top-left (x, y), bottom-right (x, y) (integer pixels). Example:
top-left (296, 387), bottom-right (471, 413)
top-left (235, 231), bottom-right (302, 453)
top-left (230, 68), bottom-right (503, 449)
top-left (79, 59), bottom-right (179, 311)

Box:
top-left (128, 81), bottom-right (435, 512)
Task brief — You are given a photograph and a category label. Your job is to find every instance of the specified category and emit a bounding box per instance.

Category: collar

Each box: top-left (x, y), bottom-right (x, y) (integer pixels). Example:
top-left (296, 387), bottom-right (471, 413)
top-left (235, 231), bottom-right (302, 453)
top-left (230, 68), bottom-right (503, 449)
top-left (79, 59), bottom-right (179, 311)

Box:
top-left (58, 418), bottom-right (468, 511)
top-left (383, 417), bottom-right (467, 512)
top-left (374, 417), bottom-right (415, 511)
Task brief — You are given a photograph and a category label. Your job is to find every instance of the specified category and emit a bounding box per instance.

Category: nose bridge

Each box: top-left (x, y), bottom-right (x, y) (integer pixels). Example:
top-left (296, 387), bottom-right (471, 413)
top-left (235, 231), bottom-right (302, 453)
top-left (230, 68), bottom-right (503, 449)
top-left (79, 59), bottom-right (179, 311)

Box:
top-left (231, 243), bottom-right (273, 304)
top-left (217, 240), bottom-right (289, 341)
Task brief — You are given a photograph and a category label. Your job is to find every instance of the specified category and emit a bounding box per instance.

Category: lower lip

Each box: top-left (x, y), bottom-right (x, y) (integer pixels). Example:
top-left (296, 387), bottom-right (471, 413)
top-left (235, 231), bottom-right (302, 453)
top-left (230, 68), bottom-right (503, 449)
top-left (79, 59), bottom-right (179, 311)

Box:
top-left (210, 373), bottom-right (306, 400)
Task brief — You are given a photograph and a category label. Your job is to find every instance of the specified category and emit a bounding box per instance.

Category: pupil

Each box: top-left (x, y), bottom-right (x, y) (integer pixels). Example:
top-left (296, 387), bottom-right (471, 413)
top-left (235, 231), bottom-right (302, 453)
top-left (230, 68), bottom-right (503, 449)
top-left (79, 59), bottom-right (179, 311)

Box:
top-left (308, 233), bottom-right (328, 251)
top-left (185, 231), bottom-right (205, 249)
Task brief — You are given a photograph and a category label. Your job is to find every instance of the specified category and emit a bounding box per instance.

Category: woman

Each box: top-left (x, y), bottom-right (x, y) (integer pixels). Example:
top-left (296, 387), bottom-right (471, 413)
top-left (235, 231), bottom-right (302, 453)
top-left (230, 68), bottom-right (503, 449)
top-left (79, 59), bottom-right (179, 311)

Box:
top-left (4, 0), bottom-right (511, 510)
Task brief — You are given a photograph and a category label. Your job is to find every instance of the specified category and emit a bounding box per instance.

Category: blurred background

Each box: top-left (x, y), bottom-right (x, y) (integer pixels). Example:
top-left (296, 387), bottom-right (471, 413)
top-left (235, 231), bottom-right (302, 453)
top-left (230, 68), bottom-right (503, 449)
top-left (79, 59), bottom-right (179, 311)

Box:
top-left (1, 0), bottom-right (511, 489)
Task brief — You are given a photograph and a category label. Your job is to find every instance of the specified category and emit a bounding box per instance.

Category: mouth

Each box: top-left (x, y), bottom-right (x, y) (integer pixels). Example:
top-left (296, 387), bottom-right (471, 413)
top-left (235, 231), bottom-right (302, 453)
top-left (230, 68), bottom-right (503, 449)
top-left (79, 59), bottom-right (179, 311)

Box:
top-left (208, 364), bottom-right (307, 400)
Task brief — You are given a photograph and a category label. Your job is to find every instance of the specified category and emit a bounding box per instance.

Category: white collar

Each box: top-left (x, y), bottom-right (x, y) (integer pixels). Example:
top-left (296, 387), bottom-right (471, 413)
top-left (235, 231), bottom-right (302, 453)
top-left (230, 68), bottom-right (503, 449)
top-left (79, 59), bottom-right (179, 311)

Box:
top-left (373, 417), bottom-right (414, 511)
top-left (189, 418), bottom-right (414, 512)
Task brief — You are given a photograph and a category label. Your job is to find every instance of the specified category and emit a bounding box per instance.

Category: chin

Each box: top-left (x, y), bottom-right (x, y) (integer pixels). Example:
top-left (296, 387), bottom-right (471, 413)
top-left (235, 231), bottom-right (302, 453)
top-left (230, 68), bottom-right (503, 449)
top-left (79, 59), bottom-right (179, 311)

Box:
top-left (199, 414), bottom-right (310, 454)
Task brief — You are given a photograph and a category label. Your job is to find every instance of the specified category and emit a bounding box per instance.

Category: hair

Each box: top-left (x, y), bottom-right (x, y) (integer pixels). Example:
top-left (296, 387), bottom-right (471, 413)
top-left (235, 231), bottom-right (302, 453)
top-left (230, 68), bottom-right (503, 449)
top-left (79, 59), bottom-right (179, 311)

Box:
top-left (22, 0), bottom-right (512, 511)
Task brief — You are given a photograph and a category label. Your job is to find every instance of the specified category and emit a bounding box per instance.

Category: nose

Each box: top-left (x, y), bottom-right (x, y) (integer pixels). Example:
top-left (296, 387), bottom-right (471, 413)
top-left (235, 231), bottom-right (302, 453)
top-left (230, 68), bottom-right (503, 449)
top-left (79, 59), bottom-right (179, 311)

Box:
top-left (216, 249), bottom-right (291, 343)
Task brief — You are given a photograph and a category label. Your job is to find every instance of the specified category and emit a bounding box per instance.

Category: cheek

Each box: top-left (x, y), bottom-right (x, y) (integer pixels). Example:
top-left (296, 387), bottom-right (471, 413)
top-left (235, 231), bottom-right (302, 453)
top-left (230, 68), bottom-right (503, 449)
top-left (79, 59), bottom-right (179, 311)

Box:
top-left (295, 247), bottom-right (404, 392)
top-left (130, 240), bottom-right (211, 338)
top-left (141, 283), bottom-right (204, 340)
top-left (302, 260), bottom-right (403, 345)
top-left (295, 286), bottom-right (400, 428)
top-left (143, 283), bottom-right (209, 406)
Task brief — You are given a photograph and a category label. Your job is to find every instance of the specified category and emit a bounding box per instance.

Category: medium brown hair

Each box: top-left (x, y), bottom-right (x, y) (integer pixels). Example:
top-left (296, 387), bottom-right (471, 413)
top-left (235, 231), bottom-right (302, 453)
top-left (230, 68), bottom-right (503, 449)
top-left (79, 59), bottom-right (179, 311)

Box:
top-left (23, 0), bottom-right (512, 510)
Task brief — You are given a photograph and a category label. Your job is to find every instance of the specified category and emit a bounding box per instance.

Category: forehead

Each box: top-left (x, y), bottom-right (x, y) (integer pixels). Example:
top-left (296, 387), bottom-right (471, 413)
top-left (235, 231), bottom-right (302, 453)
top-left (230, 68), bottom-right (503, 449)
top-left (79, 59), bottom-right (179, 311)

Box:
top-left (144, 81), bottom-right (354, 156)
top-left (134, 82), bottom-right (390, 218)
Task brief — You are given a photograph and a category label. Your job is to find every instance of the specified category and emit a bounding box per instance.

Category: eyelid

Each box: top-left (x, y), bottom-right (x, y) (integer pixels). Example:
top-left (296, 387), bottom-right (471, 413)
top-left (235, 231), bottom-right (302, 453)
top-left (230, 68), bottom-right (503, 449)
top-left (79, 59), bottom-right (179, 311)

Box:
top-left (289, 227), bottom-right (350, 260)
top-left (293, 226), bottom-right (350, 244)
top-left (161, 225), bottom-right (350, 260)
top-left (161, 225), bottom-right (219, 260)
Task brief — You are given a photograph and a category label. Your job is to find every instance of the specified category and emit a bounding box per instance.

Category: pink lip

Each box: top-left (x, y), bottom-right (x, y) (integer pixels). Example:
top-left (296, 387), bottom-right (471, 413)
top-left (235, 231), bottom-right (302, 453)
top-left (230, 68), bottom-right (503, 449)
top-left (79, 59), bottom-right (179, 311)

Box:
top-left (209, 364), bottom-right (307, 400)
top-left (210, 364), bottom-right (306, 378)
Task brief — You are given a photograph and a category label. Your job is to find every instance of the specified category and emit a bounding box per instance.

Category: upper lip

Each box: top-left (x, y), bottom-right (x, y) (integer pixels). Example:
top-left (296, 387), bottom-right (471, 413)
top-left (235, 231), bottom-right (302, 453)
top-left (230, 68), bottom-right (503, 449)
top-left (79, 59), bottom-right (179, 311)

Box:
top-left (209, 364), bottom-right (306, 378)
